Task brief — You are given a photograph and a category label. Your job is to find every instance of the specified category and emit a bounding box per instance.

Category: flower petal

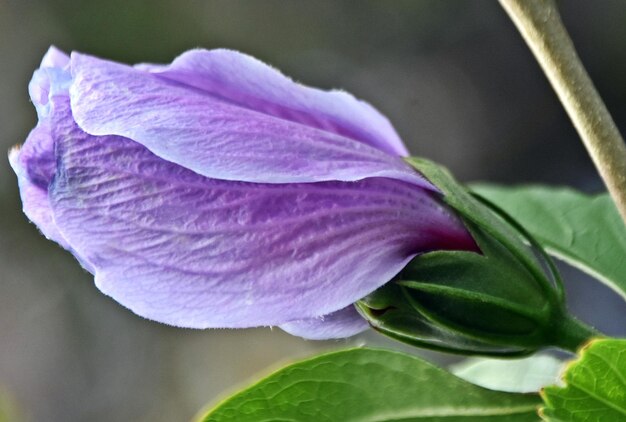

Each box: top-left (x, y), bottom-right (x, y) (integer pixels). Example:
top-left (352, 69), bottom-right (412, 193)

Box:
top-left (29, 46), bottom-right (69, 117)
top-left (10, 64), bottom-right (95, 272)
top-left (9, 127), bottom-right (69, 250)
top-left (11, 123), bottom-right (56, 190)
top-left (136, 49), bottom-right (408, 157)
top-left (49, 99), bottom-right (472, 328)
top-left (29, 66), bottom-right (72, 119)
top-left (279, 306), bottom-right (368, 340)
top-left (10, 52), bottom-right (68, 247)
top-left (11, 144), bottom-right (96, 272)
top-left (40, 45), bottom-right (70, 69)
top-left (69, 52), bottom-right (432, 189)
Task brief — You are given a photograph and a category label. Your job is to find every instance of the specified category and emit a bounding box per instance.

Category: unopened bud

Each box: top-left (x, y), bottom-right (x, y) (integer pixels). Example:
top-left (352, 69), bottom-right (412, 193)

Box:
top-left (356, 158), bottom-right (597, 356)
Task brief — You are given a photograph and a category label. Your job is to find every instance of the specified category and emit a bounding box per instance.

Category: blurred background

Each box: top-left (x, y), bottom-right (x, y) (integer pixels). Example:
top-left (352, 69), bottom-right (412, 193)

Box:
top-left (1, 0), bottom-right (625, 420)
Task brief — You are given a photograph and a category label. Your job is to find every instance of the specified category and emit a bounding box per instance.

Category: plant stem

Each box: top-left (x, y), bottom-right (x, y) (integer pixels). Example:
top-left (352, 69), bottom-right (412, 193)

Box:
top-left (551, 313), bottom-right (601, 353)
top-left (499, 0), bottom-right (626, 226)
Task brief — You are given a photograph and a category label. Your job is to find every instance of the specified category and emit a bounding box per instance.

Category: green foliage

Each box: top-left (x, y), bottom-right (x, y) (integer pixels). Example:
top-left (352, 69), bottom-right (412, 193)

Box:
top-left (541, 339), bottom-right (626, 421)
top-left (472, 185), bottom-right (626, 301)
top-left (451, 354), bottom-right (563, 393)
top-left (358, 159), bottom-right (591, 356)
top-left (200, 348), bottom-right (541, 422)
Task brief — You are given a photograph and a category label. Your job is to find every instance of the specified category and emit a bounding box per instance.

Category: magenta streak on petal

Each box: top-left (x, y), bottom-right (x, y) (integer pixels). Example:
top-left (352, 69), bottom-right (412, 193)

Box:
top-left (69, 53), bottom-right (434, 189)
top-left (48, 95), bottom-right (473, 328)
top-left (135, 49), bottom-right (409, 157)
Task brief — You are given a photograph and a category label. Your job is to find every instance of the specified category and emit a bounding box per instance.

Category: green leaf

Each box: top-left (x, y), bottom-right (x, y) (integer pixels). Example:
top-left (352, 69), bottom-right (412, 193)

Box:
top-left (471, 185), bottom-right (626, 301)
top-left (451, 355), bottom-right (564, 393)
top-left (200, 348), bottom-right (541, 421)
top-left (541, 338), bottom-right (626, 421)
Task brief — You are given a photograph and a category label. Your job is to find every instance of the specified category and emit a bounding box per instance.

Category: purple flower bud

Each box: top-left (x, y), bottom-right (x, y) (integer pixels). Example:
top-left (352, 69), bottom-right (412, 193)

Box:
top-left (9, 47), bottom-right (476, 339)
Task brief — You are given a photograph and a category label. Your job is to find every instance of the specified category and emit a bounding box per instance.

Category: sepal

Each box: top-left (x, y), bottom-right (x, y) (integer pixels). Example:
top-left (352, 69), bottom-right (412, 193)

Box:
top-left (356, 158), bottom-right (596, 356)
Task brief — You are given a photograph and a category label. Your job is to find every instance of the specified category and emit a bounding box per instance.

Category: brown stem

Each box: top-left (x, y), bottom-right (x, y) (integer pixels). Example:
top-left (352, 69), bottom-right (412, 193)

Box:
top-left (499, 0), bottom-right (626, 226)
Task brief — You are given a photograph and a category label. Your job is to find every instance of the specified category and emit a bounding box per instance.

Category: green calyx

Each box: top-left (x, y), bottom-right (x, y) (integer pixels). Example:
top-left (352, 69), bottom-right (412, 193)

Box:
top-left (355, 157), bottom-right (598, 356)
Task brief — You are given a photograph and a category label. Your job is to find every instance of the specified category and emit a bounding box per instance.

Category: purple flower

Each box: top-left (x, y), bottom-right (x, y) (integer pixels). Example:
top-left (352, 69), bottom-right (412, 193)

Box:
top-left (10, 47), bottom-right (476, 339)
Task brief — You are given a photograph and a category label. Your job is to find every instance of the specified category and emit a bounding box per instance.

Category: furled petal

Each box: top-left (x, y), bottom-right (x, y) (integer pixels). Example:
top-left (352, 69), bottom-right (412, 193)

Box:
top-left (40, 45), bottom-right (70, 69)
top-left (29, 46), bottom-right (70, 114)
top-left (9, 124), bottom-right (69, 250)
top-left (10, 58), bottom-right (95, 272)
top-left (10, 49), bottom-right (70, 248)
top-left (29, 66), bottom-right (72, 120)
top-left (48, 96), bottom-right (473, 328)
top-left (135, 49), bottom-right (408, 157)
top-left (69, 52), bottom-right (432, 188)
top-left (11, 122), bottom-right (56, 191)
top-left (279, 306), bottom-right (368, 340)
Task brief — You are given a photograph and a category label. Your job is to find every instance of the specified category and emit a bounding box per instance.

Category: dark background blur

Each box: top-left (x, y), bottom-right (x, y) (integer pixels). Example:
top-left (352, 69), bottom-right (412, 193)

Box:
top-left (1, 1), bottom-right (625, 421)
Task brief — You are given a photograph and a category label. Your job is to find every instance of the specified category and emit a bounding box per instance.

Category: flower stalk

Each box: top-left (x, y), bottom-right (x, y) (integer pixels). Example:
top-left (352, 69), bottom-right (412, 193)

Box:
top-left (550, 312), bottom-right (601, 353)
top-left (499, 0), bottom-right (626, 226)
